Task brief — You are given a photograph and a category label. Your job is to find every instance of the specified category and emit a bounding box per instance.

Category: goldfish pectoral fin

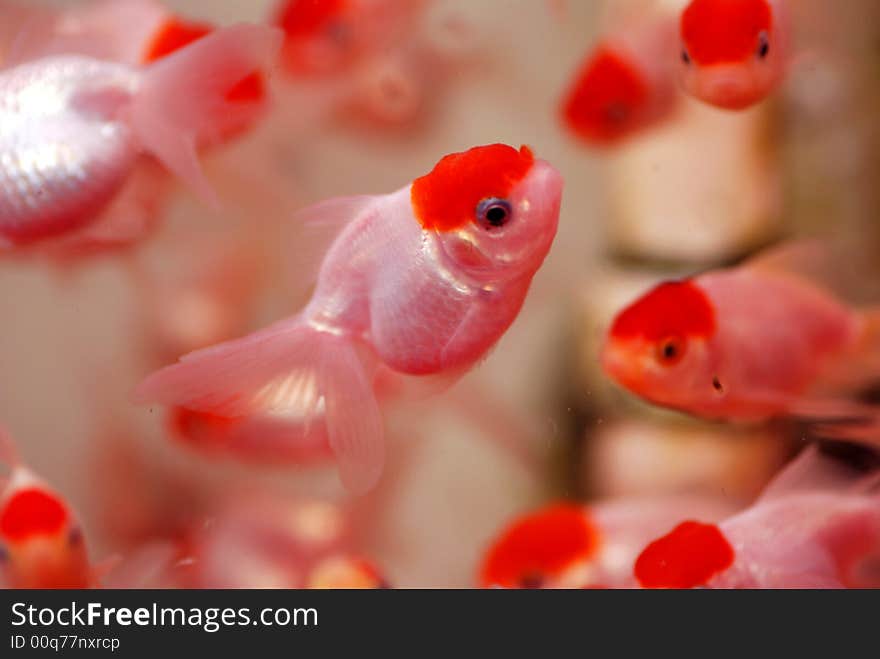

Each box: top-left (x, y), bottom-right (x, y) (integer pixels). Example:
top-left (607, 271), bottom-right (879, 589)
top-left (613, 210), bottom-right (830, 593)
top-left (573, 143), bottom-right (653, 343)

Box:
top-left (286, 195), bottom-right (380, 289)
top-left (320, 340), bottom-right (385, 496)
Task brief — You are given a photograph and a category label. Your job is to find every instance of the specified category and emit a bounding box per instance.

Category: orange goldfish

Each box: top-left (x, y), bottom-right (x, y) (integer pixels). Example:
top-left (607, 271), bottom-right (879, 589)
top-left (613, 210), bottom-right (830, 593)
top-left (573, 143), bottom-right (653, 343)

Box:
top-left (136, 144), bottom-right (563, 494)
top-left (601, 243), bottom-right (880, 431)
top-left (0, 430), bottom-right (99, 588)
top-left (561, 10), bottom-right (678, 145)
top-left (678, 0), bottom-right (790, 109)
top-left (479, 497), bottom-right (733, 589)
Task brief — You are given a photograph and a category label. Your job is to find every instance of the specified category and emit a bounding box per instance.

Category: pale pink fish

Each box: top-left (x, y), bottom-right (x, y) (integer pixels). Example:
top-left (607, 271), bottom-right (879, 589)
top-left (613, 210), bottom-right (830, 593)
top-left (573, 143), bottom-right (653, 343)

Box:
top-left (636, 445), bottom-right (880, 588)
top-left (678, 0), bottom-right (791, 110)
top-left (136, 143), bottom-right (563, 494)
top-left (601, 242), bottom-right (880, 432)
top-left (0, 24), bottom-right (282, 248)
top-left (479, 497), bottom-right (735, 589)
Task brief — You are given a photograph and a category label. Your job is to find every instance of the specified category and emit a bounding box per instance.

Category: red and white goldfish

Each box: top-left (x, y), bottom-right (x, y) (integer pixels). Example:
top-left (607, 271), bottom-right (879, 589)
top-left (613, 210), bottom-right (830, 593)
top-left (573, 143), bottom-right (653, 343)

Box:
top-left (635, 446), bottom-right (880, 588)
top-left (0, 23), bottom-right (281, 249)
top-left (678, 0), bottom-right (790, 110)
top-left (479, 497), bottom-right (733, 589)
top-left (601, 243), bottom-right (880, 430)
top-left (561, 10), bottom-right (678, 145)
top-left (0, 430), bottom-right (97, 588)
top-left (136, 144), bottom-right (563, 494)
top-left (272, 0), bottom-right (424, 77)
top-left (272, 0), bottom-right (476, 126)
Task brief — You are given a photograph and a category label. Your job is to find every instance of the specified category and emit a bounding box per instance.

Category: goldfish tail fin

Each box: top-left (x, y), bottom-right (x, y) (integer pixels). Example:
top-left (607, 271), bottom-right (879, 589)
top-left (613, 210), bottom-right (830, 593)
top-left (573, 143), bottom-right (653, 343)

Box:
top-left (132, 23), bottom-right (283, 206)
top-left (133, 319), bottom-right (385, 494)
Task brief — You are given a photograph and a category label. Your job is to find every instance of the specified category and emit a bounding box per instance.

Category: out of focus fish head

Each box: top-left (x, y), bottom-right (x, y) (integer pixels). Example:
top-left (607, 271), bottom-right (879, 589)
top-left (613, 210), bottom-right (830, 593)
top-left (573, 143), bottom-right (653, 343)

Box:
top-left (679, 0), bottom-right (785, 110)
top-left (601, 280), bottom-right (721, 412)
top-left (479, 504), bottom-right (600, 589)
top-left (0, 477), bottom-right (91, 588)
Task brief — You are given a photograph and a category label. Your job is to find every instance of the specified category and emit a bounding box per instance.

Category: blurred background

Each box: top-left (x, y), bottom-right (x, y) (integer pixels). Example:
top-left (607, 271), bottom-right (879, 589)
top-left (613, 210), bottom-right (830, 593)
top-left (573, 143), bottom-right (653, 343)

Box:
top-left (1, 0), bottom-right (879, 586)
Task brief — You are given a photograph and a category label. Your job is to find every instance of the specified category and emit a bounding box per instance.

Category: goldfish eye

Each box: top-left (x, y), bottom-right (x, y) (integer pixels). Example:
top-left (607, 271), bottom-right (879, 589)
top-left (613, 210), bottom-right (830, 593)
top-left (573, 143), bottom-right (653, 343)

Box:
top-left (756, 32), bottom-right (770, 59)
top-left (681, 48), bottom-right (691, 65)
top-left (476, 198), bottom-right (512, 230)
top-left (656, 336), bottom-right (685, 365)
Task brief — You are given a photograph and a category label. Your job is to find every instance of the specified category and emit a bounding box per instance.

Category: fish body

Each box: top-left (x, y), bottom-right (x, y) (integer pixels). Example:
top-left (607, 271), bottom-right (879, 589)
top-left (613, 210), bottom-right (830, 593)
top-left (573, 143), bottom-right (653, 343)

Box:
top-left (0, 24), bottom-right (281, 248)
top-left (678, 0), bottom-right (790, 109)
top-left (601, 245), bottom-right (878, 424)
top-left (136, 143), bottom-right (563, 493)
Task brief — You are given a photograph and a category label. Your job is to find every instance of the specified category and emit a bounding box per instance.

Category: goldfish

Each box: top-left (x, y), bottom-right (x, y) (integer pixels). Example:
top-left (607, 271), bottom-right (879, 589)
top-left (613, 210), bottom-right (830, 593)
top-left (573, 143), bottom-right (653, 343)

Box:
top-left (561, 10), bottom-right (678, 145)
top-left (0, 430), bottom-right (98, 588)
top-left (635, 445), bottom-right (880, 588)
top-left (479, 497), bottom-right (733, 589)
top-left (0, 23), bottom-right (281, 249)
top-left (678, 0), bottom-right (790, 110)
top-left (601, 243), bottom-right (880, 430)
top-left (135, 143), bottom-right (562, 494)
top-left (272, 0), bottom-right (423, 77)
top-left (272, 0), bottom-right (476, 126)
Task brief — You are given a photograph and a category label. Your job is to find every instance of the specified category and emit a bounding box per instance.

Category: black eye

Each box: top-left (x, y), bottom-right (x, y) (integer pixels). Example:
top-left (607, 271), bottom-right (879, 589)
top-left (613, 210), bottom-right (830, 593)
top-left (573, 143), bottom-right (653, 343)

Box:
top-left (657, 336), bottom-right (685, 365)
top-left (757, 32), bottom-right (770, 59)
top-left (476, 197), bottom-right (512, 230)
top-left (681, 48), bottom-right (691, 65)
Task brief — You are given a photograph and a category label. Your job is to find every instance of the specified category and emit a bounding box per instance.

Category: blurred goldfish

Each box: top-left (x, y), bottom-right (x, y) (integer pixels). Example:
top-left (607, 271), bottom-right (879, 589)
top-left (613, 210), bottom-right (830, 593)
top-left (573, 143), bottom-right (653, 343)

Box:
top-left (678, 0), bottom-right (790, 110)
top-left (561, 9), bottom-right (678, 145)
top-left (635, 446), bottom-right (880, 588)
top-left (136, 144), bottom-right (563, 494)
top-left (601, 243), bottom-right (880, 432)
top-left (0, 429), bottom-right (100, 588)
top-left (272, 0), bottom-right (477, 126)
top-left (479, 497), bottom-right (733, 589)
top-left (0, 23), bottom-right (281, 249)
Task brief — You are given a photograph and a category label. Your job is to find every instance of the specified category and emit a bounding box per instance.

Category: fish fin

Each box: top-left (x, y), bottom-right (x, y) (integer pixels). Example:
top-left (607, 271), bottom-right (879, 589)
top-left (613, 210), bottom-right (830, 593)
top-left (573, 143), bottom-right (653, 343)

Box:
top-left (3, 5), bottom-right (59, 67)
top-left (134, 319), bottom-right (385, 494)
top-left (131, 23), bottom-right (283, 206)
top-left (756, 445), bottom-right (857, 502)
top-left (284, 195), bottom-right (379, 290)
top-left (744, 239), bottom-right (880, 302)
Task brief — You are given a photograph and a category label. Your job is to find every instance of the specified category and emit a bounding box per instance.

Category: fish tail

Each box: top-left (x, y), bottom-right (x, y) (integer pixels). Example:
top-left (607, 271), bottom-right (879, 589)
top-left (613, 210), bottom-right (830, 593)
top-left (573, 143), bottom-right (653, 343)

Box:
top-left (131, 23), bottom-right (283, 206)
top-left (133, 318), bottom-right (385, 495)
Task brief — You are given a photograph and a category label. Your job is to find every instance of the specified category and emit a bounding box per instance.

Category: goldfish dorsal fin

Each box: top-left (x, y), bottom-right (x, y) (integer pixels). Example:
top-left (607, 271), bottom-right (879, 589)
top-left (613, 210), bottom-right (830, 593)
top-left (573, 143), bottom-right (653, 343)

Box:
top-left (744, 239), bottom-right (880, 303)
top-left (285, 194), bottom-right (381, 291)
top-left (756, 445), bottom-right (865, 503)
